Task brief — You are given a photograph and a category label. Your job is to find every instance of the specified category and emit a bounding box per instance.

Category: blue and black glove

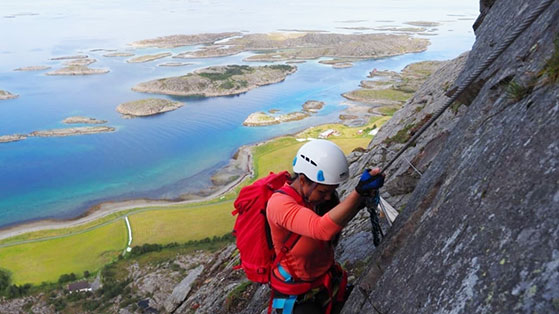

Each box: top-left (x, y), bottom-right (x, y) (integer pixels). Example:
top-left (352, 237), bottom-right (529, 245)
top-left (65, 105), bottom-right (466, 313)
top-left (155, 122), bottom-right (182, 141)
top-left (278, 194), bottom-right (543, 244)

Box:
top-left (355, 169), bottom-right (385, 196)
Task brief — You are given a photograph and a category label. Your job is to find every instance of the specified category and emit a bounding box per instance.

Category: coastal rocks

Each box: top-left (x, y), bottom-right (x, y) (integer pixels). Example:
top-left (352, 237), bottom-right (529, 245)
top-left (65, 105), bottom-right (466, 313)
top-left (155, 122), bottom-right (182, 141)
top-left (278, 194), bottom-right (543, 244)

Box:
top-left (302, 100), bottom-right (324, 113)
top-left (14, 66), bottom-right (51, 71)
top-left (0, 134), bottom-right (27, 143)
top-left (29, 126), bottom-right (115, 137)
top-left (116, 98), bottom-right (183, 117)
top-left (242, 111), bottom-right (309, 126)
top-left (127, 52), bottom-right (171, 63)
top-left (163, 265), bottom-right (204, 313)
top-left (210, 145), bottom-right (252, 186)
top-left (130, 32), bottom-right (243, 48)
top-left (62, 116), bottom-right (107, 124)
top-left (132, 64), bottom-right (296, 97)
top-left (0, 90), bottom-right (18, 100)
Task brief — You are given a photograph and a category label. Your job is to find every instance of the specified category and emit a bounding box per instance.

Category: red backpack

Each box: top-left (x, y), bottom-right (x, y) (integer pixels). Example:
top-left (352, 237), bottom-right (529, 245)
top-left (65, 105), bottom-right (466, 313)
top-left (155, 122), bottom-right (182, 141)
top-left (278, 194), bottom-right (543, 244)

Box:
top-left (232, 171), bottom-right (299, 283)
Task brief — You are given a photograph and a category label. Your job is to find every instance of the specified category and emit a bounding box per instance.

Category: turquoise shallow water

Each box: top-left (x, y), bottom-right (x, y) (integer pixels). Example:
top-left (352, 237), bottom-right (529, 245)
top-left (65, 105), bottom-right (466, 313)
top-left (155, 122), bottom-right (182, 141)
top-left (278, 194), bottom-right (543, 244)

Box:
top-left (0, 0), bottom-right (477, 228)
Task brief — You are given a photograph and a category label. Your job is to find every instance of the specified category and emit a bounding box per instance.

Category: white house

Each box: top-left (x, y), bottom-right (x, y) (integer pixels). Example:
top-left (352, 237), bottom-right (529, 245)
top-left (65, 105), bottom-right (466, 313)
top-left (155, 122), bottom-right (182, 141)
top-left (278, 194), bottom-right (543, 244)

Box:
top-left (68, 281), bottom-right (92, 293)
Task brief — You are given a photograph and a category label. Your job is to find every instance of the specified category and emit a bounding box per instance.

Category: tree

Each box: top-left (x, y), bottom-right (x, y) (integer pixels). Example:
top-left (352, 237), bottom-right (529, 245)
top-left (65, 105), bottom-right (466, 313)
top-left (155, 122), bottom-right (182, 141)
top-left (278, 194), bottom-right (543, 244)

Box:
top-left (0, 268), bottom-right (11, 292)
top-left (58, 272), bottom-right (77, 284)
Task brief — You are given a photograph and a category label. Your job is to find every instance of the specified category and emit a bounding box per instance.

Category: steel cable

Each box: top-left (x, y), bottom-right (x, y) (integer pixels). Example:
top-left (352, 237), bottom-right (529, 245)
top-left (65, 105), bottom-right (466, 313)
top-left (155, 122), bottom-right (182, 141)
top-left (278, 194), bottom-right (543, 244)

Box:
top-left (379, 0), bottom-right (555, 173)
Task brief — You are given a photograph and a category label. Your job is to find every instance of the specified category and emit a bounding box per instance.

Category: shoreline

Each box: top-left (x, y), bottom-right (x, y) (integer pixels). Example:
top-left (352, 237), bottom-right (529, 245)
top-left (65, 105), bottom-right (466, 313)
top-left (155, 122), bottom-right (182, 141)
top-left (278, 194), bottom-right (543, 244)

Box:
top-left (0, 102), bottom-right (377, 242)
top-left (0, 145), bottom-right (255, 241)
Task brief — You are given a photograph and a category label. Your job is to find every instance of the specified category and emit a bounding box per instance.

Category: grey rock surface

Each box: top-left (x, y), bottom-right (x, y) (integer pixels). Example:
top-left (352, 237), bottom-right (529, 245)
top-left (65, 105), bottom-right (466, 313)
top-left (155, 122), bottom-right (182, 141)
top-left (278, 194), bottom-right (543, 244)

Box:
top-left (164, 265), bottom-right (204, 313)
top-left (343, 0), bottom-right (559, 313)
top-left (338, 52), bottom-right (469, 210)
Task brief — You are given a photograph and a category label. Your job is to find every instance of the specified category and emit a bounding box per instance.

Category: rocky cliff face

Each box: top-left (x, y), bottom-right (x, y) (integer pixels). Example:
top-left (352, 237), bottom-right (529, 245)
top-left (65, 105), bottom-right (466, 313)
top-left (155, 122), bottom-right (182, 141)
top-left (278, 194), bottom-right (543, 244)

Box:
top-left (342, 0), bottom-right (559, 313)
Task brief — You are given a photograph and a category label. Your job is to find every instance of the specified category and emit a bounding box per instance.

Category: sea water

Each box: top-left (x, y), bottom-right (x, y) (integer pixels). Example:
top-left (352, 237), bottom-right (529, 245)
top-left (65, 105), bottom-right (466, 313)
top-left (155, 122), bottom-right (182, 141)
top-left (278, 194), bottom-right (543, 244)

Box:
top-left (0, 0), bottom-right (478, 228)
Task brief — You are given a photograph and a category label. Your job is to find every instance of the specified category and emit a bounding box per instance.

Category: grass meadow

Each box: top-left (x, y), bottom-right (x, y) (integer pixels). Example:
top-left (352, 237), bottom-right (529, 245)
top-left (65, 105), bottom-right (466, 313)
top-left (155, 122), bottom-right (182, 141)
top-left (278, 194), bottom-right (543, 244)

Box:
top-left (0, 220), bottom-right (127, 284)
top-left (129, 201), bottom-right (236, 245)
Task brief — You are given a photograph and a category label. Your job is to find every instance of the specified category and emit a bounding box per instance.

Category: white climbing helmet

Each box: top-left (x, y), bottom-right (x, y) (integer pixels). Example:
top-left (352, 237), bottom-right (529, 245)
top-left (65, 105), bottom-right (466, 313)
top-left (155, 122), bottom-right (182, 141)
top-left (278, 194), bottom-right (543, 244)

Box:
top-left (292, 139), bottom-right (349, 185)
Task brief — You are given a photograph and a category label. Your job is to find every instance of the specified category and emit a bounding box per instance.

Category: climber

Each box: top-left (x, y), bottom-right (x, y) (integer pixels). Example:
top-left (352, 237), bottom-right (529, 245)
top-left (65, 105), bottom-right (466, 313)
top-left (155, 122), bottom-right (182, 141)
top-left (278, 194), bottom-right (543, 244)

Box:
top-left (267, 139), bottom-right (384, 314)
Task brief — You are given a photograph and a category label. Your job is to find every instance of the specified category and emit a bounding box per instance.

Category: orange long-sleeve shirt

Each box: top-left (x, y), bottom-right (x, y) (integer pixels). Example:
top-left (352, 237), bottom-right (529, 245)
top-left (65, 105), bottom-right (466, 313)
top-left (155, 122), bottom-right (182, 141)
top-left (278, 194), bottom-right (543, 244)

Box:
top-left (266, 185), bottom-right (342, 281)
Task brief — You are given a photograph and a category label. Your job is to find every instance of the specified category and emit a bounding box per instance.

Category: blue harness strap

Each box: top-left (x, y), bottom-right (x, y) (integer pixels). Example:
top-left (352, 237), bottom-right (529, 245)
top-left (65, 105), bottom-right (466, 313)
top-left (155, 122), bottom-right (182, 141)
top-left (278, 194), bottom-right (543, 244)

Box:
top-left (272, 295), bottom-right (297, 314)
top-left (272, 265), bottom-right (297, 314)
top-left (277, 264), bottom-right (293, 282)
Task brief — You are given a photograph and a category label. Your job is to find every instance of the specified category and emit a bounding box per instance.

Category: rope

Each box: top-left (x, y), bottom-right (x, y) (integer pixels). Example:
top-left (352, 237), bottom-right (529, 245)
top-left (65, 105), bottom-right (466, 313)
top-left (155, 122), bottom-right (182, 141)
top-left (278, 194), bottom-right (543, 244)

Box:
top-left (379, 0), bottom-right (555, 174)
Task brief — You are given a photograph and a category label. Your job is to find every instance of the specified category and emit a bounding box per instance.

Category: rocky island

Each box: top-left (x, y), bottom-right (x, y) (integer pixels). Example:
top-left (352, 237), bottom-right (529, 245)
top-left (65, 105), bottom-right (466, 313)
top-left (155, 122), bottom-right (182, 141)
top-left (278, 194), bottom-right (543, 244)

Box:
top-left (63, 58), bottom-right (97, 66)
top-left (302, 100), bottom-right (325, 112)
top-left (173, 32), bottom-right (430, 61)
top-left (158, 62), bottom-right (193, 67)
top-left (127, 53), bottom-right (171, 63)
top-left (0, 90), bottom-right (18, 100)
top-left (14, 66), bottom-right (51, 71)
top-left (50, 55), bottom-right (88, 60)
top-left (0, 134), bottom-right (27, 143)
top-left (63, 116), bottom-right (107, 124)
top-left (29, 126), bottom-right (115, 137)
top-left (104, 52), bottom-right (135, 57)
top-left (116, 98), bottom-right (184, 117)
top-left (1, 125), bottom-right (116, 144)
top-left (404, 21), bottom-right (440, 27)
top-left (243, 100), bottom-right (324, 126)
top-left (242, 111), bottom-right (309, 126)
top-left (46, 66), bottom-right (109, 76)
top-left (132, 64), bottom-right (296, 97)
top-left (129, 32), bottom-right (242, 48)
top-left (46, 57), bottom-right (110, 75)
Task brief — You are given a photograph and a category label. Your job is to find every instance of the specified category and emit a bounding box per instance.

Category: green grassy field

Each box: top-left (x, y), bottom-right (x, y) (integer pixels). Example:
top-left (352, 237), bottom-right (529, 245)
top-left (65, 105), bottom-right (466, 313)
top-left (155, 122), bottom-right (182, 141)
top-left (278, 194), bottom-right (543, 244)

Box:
top-left (129, 201), bottom-right (236, 245)
top-left (0, 210), bottom-right (137, 247)
top-left (346, 89), bottom-right (413, 102)
top-left (0, 220), bottom-right (126, 284)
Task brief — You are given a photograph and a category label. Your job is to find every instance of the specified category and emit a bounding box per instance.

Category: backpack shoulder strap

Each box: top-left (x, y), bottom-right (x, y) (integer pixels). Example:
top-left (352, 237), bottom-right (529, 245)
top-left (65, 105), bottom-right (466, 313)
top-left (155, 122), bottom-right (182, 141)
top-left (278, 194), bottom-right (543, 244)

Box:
top-left (271, 186), bottom-right (303, 270)
top-left (272, 232), bottom-right (300, 269)
top-left (275, 185), bottom-right (304, 205)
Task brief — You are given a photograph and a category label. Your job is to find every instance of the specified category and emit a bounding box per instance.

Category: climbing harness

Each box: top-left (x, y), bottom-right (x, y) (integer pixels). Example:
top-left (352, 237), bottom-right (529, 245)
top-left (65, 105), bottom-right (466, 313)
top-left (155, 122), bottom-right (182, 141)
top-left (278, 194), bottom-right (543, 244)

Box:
top-left (365, 0), bottom-right (555, 245)
top-left (270, 263), bottom-right (348, 314)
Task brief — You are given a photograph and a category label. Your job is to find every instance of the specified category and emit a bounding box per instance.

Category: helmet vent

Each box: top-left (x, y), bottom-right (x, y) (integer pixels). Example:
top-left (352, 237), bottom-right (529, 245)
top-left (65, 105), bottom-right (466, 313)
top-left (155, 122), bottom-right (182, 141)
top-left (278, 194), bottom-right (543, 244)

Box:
top-left (300, 154), bottom-right (317, 167)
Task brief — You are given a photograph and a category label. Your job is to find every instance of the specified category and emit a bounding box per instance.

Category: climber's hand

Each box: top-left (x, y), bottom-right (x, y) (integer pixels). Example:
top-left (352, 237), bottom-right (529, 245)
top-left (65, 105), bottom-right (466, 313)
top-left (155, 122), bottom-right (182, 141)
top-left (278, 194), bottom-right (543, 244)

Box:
top-left (355, 168), bottom-right (384, 196)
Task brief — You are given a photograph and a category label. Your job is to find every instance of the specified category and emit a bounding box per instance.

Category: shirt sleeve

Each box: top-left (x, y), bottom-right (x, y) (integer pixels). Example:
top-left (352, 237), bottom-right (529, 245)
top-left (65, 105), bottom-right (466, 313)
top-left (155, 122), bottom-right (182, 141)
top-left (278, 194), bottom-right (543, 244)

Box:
top-left (267, 192), bottom-right (343, 241)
